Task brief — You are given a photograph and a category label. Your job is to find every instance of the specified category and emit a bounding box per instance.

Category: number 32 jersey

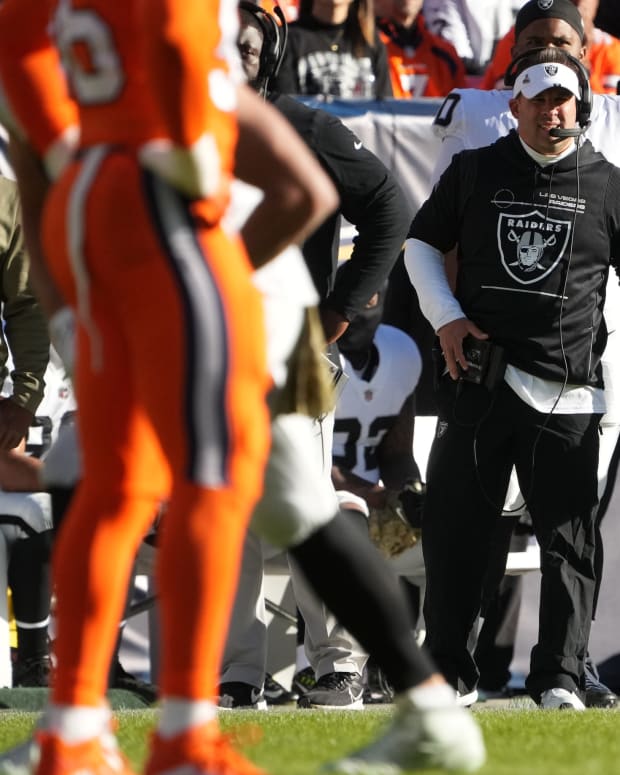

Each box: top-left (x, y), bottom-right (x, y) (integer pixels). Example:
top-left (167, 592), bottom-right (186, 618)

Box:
top-left (333, 324), bottom-right (421, 485)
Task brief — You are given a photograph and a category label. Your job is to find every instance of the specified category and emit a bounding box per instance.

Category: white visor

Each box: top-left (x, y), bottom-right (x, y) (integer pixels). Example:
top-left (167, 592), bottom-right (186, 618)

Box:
top-left (513, 62), bottom-right (580, 100)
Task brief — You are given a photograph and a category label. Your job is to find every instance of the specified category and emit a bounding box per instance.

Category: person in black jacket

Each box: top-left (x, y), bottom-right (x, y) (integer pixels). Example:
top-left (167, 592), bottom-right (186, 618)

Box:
top-left (272, 0), bottom-right (393, 98)
top-left (405, 46), bottom-right (620, 710)
top-left (217, 6), bottom-right (486, 774)
top-left (238, 3), bottom-right (405, 343)
top-left (227, 0), bottom-right (415, 698)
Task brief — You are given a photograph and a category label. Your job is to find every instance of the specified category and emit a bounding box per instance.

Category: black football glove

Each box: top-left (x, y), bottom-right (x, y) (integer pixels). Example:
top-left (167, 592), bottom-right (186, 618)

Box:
top-left (398, 479), bottom-right (426, 529)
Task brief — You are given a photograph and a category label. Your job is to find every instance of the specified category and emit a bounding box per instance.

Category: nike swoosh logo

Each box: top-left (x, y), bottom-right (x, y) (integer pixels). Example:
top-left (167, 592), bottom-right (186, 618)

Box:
top-left (354, 141), bottom-right (363, 150)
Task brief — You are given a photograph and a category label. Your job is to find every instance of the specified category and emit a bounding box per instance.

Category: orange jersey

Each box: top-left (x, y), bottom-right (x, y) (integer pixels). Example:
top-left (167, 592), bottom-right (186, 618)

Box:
top-left (479, 29), bottom-right (513, 91)
top-left (588, 28), bottom-right (620, 94)
top-left (1, 0), bottom-right (271, 714)
top-left (0, 0), bottom-right (78, 175)
top-left (0, 0), bottom-right (239, 209)
top-left (377, 15), bottom-right (466, 98)
top-left (482, 25), bottom-right (620, 94)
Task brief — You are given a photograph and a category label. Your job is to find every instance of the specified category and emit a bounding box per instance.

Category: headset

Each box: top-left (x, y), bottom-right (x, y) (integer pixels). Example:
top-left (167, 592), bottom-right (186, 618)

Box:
top-left (238, 2), bottom-right (288, 94)
top-left (503, 48), bottom-right (592, 137)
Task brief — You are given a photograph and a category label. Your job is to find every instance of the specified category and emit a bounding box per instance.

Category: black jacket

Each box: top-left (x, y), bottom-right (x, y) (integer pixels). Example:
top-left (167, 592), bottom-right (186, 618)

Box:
top-left (273, 16), bottom-right (393, 98)
top-left (409, 131), bottom-right (620, 386)
top-left (270, 92), bottom-right (410, 320)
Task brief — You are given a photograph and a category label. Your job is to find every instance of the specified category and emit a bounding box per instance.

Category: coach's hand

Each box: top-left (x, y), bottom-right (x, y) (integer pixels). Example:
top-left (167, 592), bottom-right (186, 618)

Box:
top-left (438, 318), bottom-right (488, 380)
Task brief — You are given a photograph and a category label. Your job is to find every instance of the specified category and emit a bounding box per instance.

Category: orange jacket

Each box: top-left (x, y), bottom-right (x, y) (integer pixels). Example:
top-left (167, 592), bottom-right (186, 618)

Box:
top-left (482, 25), bottom-right (620, 94)
top-left (378, 14), bottom-right (466, 98)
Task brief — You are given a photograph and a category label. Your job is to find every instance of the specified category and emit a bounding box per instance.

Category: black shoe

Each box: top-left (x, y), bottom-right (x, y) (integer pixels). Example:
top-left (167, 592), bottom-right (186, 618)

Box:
top-left (363, 662), bottom-right (394, 704)
top-left (12, 655), bottom-right (51, 687)
top-left (218, 681), bottom-right (267, 709)
top-left (585, 657), bottom-right (618, 708)
top-left (291, 666), bottom-right (316, 696)
top-left (297, 671), bottom-right (364, 709)
top-left (263, 673), bottom-right (298, 705)
top-left (109, 658), bottom-right (158, 704)
top-left (477, 686), bottom-right (514, 701)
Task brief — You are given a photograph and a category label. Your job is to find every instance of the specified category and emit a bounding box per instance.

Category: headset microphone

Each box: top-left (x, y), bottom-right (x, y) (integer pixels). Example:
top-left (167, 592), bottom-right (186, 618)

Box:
top-left (549, 123), bottom-right (589, 138)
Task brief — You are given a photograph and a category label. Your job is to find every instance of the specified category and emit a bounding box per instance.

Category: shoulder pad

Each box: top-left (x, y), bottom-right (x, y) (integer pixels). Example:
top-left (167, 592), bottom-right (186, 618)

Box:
top-left (586, 94), bottom-right (620, 166)
top-left (433, 88), bottom-right (514, 148)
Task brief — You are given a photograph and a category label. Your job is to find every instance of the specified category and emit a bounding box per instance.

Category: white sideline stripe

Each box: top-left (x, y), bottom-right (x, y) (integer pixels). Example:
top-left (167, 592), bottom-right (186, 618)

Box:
top-left (67, 145), bottom-right (109, 372)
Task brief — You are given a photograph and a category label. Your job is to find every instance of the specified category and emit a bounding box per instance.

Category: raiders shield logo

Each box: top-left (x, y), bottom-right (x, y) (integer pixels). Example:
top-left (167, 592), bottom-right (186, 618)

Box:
top-left (436, 420), bottom-right (448, 439)
top-left (498, 210), bottom-right (571, 284)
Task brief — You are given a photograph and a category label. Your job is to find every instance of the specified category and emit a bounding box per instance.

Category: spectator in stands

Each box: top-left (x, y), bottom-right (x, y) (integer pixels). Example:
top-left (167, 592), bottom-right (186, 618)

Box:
top-left (273, 0), bottom-right (394, 97)
top-left (423, 0), bottom-right (516, 75)
top-left (260, 0), bottom-right (300, 21)
top-left (377, 0), bottom-right (467, 97)
top-left (481, 0), bottom-right (620, 92)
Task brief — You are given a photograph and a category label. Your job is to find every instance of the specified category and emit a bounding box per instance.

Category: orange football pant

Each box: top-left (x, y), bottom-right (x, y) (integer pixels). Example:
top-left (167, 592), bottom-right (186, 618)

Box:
top-left (42, 148), bottom-right (270, 706)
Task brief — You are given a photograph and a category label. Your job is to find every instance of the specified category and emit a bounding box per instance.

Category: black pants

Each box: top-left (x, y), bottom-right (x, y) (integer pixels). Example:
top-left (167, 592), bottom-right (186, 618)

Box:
top-left (475, 518), bottom-right (528, 691)
top-left (422, 377), bottom-right (599, 702)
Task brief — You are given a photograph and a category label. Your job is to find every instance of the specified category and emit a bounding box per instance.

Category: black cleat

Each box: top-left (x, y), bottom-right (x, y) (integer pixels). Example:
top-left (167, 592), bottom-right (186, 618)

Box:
top-left (13, 655), bottom-right (51, 688)
top-left (218, 681), bottom-right (267, 709)
top-left (297, 671), bottom-right (364, 709)
top-left (363, 661), bottom-right (394, 704)
top-left (263, 673), bottom-right (298, 705)
top-left (109, 658), bottom-right (158, 704)
top-left (291, 666), bottom-right (316, 697)
top-left (585, 657), bottom-right (618, 708)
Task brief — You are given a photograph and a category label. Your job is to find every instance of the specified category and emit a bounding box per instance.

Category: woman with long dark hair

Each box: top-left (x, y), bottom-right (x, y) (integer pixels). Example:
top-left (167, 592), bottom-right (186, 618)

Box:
top-left (274, 0), bottom-right (393, 97)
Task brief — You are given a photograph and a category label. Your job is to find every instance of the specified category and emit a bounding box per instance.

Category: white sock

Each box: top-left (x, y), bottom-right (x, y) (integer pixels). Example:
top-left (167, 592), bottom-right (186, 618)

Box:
top-left (295, 646), bottom-right (311, 673)
top-left (403, 682), bottom-right (458, 710)
top-left (47, 704), bottom-right (111, 743)
top-left (158, 698), bottom-right (217, 739)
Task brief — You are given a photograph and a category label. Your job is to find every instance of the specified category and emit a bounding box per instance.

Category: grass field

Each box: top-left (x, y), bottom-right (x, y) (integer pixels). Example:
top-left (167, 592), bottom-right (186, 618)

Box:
top-left (1, 705), bottom-right (620, 775)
